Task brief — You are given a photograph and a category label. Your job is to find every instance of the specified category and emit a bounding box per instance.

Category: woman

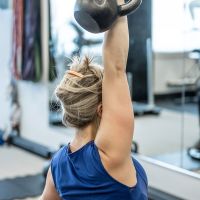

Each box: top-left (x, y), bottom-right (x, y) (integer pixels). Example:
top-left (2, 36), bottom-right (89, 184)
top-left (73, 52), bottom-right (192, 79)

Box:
top-left (41, 0), bottom-right (148, 199)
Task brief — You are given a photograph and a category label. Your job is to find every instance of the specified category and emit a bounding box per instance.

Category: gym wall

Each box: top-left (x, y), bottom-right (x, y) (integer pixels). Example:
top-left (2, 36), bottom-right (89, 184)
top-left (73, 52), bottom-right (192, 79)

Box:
top-left (0, 9), bottom-right (12, 130)
top-left (154, 53), bottom-right (195, 94)
top-left (152, 0), bottom-right (196, 95)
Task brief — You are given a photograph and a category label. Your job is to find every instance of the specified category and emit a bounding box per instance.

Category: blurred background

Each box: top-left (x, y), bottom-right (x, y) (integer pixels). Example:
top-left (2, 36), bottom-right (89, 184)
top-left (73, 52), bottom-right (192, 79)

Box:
top-left (0, 0), bottom-right (200, 199)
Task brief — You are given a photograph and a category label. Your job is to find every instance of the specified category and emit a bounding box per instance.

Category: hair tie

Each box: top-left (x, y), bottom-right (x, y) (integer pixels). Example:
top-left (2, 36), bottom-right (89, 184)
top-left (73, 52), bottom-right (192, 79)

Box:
top-left (67, 70), bottom-right (84, 78)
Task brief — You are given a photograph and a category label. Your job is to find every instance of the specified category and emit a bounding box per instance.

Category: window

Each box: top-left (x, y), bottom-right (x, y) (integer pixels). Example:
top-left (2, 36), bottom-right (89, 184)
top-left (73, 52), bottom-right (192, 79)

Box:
top-left (152, 0), bottom-right (200, 52)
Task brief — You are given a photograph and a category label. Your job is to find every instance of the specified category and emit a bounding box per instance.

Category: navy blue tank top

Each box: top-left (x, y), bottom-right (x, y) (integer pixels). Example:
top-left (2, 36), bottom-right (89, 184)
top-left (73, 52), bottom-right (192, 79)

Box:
top-left (51, 141), bottom-right (148, 200)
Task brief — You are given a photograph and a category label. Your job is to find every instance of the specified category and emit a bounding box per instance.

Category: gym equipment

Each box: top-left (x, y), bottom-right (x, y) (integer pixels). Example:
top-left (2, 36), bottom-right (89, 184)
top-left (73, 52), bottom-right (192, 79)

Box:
top-left (129, 38), bottom-right (160, 116)
top-left (188, 82), bottom-right (200, 160)
top-left (74, 0), bottom-right (142, 33)
top-left (126, 0), bottom-right (160, 115)
top-left (148, 187), bottom-right (182, 200)
top-left (189, 0), bottom-right (200, 21)
top-left (69, 21), bottom-right (102, 56)
top-left (13, 0), bottom-right (42, 81)
top-left (0, 130), bottom-right (55, 159)
top-left (134, 38), bottom-right (160, 115)
top-left (131, 141), bottom-right (138, 153)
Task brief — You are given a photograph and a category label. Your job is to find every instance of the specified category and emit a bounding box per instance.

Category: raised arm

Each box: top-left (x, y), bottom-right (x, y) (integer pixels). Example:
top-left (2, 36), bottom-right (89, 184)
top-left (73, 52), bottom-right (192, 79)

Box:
top-left (95, 0), bottom-right (134, 163)
top-left (103, 2), bottom-right (129, 74)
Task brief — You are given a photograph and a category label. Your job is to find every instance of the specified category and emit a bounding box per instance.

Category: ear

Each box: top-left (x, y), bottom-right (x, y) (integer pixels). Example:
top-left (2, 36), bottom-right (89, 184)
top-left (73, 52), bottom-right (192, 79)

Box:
top-left (97, 103), bottom-right (103, 117)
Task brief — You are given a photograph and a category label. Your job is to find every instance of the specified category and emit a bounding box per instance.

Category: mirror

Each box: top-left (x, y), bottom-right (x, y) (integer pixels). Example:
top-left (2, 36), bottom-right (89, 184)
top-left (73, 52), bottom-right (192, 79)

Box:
top-left (146, 0), bottom-right (200, 174)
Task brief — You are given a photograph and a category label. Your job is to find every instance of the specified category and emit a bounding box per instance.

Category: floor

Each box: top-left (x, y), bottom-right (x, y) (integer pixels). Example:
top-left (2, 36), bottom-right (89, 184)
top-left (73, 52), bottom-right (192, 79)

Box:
top-left (1, 107), bottom-right (200, 199)
top-left (0, 147), bottom-right (45, 180)
top-left (0, 146), bottom-right (45, 200)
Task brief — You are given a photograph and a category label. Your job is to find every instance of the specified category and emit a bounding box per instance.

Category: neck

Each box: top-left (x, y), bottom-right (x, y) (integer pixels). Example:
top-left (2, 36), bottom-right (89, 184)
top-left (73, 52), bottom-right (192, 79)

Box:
top-left (70, 122), bottom-right (98, 151)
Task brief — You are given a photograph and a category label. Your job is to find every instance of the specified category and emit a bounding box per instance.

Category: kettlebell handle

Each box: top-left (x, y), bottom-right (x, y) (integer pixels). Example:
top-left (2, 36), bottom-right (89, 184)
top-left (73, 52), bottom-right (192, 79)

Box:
top-left (118, 0), bottom-right (142, 16)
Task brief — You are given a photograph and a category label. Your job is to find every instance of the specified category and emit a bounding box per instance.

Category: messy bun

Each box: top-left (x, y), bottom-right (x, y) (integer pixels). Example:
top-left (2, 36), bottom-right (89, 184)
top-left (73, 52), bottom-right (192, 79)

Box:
top-left (55, 56), bottom-right (103, 128)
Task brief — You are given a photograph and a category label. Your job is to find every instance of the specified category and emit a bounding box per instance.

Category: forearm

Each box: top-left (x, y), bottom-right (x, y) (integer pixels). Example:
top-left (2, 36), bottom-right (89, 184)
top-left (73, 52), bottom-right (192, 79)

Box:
top-left (103, 0), bottom-right (129, 72)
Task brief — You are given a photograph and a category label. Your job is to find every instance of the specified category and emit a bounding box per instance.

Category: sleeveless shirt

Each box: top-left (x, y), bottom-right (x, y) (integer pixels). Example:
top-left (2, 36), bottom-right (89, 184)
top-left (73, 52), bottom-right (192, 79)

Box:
top-left (51, 140), bottom-right (148, 200)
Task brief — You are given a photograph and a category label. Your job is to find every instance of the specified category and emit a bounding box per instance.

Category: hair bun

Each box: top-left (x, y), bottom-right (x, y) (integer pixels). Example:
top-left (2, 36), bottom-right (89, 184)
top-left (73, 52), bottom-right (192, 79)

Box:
top-left (82, 56), bottom-right (94, 69)
top-left (69, 56), bottom-right (95, 73)
top-left (55, 55), bottom-right (103, 129)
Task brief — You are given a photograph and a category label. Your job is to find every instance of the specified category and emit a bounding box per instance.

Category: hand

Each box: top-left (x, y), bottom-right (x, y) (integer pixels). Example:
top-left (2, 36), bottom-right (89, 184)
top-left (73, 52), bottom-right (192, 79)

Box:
top-left (117, 0), bottom-right (125, 4)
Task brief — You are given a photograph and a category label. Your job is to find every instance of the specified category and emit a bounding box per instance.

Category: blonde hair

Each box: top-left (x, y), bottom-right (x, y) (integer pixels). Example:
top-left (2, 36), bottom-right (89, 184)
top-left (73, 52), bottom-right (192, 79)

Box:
top-left (55, 56), bottom-right (103, 128)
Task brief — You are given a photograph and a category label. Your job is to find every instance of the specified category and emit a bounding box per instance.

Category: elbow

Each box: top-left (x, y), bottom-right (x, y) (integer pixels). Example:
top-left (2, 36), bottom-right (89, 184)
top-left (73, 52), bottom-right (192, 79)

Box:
top-left (115, 64), bottom-right (126, 73)
top-left (114, 55), bottom-right (128, 72)
top-left (103, 50), bottom-right (128, 72)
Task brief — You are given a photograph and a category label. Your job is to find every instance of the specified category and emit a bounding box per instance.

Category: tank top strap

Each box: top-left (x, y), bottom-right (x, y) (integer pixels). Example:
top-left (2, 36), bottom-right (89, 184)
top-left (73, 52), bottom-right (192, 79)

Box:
top-left (50, 146), bottom-right (66, 192)
top-left (132, 157), bottom-right (148, 187)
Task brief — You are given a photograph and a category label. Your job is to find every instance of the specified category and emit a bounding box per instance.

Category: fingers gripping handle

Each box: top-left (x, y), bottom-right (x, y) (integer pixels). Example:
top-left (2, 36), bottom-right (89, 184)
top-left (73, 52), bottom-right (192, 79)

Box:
top-left (118, 0), bottom-right (142, 16)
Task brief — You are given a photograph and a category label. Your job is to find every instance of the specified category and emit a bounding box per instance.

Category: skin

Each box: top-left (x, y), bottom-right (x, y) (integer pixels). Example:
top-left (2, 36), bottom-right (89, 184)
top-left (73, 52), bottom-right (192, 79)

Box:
top-left (40, 0), bottom-right (135, 199)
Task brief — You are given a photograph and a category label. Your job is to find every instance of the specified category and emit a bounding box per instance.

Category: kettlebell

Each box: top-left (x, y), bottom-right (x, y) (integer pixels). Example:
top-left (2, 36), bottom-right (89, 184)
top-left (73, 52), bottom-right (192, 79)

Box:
top-left (74, 0), bottom-right (142, 33)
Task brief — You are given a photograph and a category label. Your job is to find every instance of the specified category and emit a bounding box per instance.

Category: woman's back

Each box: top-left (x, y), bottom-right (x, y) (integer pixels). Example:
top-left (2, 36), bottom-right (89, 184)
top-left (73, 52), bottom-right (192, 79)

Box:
top-left (51, 141), bottom-right (148, 200)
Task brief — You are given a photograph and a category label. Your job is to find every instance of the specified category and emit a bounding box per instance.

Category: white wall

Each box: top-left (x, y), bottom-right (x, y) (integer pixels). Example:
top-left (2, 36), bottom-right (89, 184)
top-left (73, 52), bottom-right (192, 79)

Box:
top-left (0, 9), bottom-right (12, 130)
top-left (152, 0), bottom-right (200, 94)
top-left (152, 0), bottom-right (200, 52)
top-left (18, 81), bottom-right (74, 149)
top-left (154, 53), bottom-right (195, 94)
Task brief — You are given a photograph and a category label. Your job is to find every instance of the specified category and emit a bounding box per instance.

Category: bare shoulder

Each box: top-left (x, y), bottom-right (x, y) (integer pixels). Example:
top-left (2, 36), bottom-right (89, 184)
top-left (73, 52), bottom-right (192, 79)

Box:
top-left (40, 168), bottom-right (60, 200)
top-left (97, 147), bottom-right (137, 188)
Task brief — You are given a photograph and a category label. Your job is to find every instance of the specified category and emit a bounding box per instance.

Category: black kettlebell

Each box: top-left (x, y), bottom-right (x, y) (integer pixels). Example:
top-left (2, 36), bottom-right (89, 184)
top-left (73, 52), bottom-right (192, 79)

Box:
top-left (74, 0), bottom-right (142, 33)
